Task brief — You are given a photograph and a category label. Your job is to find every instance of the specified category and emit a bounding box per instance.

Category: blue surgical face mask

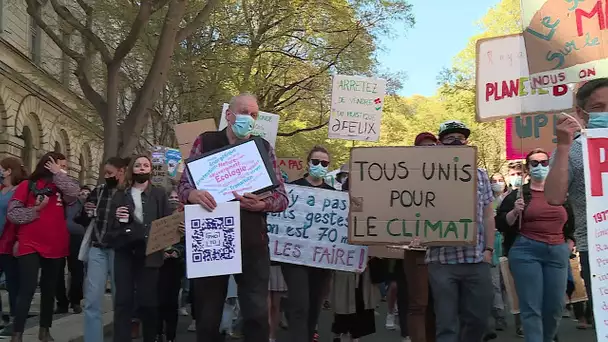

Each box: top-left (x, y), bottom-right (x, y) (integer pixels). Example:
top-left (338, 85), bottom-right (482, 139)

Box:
top-left (588, 112), bottom-right (608, 129)
top-left (231, 114), bottom-right (256, 139)
top-left (530, 165), bottom-right (549, 181)
top-left (509, 175), bottom-right (522, 188)
top-left (309, 163), bottom-right (328, 179)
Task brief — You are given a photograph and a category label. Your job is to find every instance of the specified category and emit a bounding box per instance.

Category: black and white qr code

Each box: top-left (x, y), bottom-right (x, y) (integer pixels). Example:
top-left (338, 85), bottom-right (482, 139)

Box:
top-left (189, 216), bottom-right (236, 263)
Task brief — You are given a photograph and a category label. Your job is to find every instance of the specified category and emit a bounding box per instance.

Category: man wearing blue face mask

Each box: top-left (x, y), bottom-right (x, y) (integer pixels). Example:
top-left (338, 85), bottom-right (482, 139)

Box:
top-left (178, 93), bottom-right (288, 342)
top-left (426, 120), bottom-right (496, 342)
top-left (545, 78), bottom-right (608, 330)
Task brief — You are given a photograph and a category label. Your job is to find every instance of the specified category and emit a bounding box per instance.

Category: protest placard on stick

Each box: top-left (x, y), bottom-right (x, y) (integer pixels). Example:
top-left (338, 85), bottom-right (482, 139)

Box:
top-left (146, 211), bottom-right (184, 255)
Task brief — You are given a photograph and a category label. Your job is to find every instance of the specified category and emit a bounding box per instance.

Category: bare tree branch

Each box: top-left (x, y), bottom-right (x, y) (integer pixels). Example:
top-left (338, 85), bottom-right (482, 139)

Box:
top-left (112, 1), bottom-right (153, 63)
top-left (176, 0), bottom-right (222, 42)
top-left (277, 121), bottom-right (328, 137)
top-left (49, 0), bottom-right (113, 63)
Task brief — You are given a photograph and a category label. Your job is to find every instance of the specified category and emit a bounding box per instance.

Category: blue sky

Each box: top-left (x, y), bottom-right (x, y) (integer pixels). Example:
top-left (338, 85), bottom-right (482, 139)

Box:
top-left (377, 0), bottom-right (500, 97)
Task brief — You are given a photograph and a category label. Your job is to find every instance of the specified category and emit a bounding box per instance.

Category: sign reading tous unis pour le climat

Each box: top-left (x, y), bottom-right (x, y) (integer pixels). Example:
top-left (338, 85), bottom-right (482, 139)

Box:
top-left (267, 184), bottom-right (368, 272)
top-left (348, 146), bottom-right (478, 246)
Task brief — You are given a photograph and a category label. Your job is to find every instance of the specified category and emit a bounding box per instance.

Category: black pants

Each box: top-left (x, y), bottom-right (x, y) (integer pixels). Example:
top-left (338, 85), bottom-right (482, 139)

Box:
top-left (281, 264), bottom-right (332, 342)
top-left (157, 258), bottom-right (184, 340)
top-left (394, 260), bottom-right (409, 338)
top-left (14, 253), bottom-right (62, 332)
top-left (579, 252), bottom-right (594, 322)
top-left (113, 248), bottom-right (159, 342)
top-left (0, 254), bottom-right (19, 317)
top-left (56, 235), bottom-right (84, 308)
top-left (193, 244), bottom-right (269, 342)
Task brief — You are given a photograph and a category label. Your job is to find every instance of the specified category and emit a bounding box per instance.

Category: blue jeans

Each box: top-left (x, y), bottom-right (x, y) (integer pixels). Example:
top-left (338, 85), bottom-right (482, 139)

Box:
top-left (509, 235), bottom-right (569, 342)
top-left (83, 247), bottom-right (115, 342)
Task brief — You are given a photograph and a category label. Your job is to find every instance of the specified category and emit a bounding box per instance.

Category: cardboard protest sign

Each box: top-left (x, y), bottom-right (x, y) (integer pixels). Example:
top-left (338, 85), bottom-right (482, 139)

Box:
top-left (185, 138), bottom-right (279, 203)
top-left (267, 184), bottom-right (368, 272)
top-left (329, 75), bottom-right (386, 142)
top-left (277, 158), bottom-right (306, 182)
top-left (348, 146), bottom-right (478, 246)
top-left (219, 103), bottom-right (280, 147)
top-left (475, 34), bottom-right (574, 122)
top-left (185, 202), bottom-right (241, 278)
top-left (146, 211), bottom-right (184, 255)
top-left (521, 0), bottom-right (608, 88)
top-left (582, 128), bottom-right (608, 340)
top-left (151, 146), bottom-right (182, 190)
top-left (505, 113), bottom-right (558, 160)
top-left (174, 119), bottom-right (217, 159)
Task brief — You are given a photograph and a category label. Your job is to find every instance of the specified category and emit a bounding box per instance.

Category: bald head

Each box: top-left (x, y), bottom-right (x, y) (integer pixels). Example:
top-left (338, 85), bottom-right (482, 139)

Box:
top-left (228, 93), bottom-right (259, 118)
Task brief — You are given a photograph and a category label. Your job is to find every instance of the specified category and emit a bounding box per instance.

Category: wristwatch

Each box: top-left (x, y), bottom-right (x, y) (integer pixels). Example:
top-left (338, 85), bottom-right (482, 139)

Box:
top-left (484, 247), bottom-right (494, 253)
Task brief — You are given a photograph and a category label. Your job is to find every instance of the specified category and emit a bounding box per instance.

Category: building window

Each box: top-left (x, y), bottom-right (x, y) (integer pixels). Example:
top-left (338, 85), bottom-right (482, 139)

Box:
top-left (54, 141), bottom-right (61, 153)
top-left (21, 126), bottom-right (33, 172)
top-left (29, 14), bottom-right (41, 65)
top-left (79, 155), bottom-right (86, 185)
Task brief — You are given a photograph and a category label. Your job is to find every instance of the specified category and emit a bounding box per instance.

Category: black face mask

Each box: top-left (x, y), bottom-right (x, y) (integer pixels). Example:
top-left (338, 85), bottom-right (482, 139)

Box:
top-left (169, 201), bottom-right (180, 211)
top-left (132, 173), bottom-right (150, 184)
top-left (105, 176), bottom-right (119, 188)
top-left (445, 140), bottom-right (464, 146)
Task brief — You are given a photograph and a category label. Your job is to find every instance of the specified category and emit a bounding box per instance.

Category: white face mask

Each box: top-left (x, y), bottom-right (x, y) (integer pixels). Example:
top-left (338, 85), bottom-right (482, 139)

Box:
top-left (491, 182), bottom-right (505, 193)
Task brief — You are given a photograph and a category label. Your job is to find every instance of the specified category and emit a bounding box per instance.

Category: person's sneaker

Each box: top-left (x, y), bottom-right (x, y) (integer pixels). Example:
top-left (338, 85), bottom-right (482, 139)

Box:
top-left (71, 304), bottom-right (82, 314)
top-left (187, 320), bottom-right (196, 332)
top-left (516, 327), bottom-right (524, 337)
top-left (385, 314), bottom-right (396, 330)
top-left (483, 332), bottom-right (498, 341)
top-left (179, 307), bottom-right (189, 316)
top-left (312, 331), bottom-right (320, 342)
top-left (402, 337), bottom-right (412, 342)
top-left (0, 322), bottom-right (13, 336)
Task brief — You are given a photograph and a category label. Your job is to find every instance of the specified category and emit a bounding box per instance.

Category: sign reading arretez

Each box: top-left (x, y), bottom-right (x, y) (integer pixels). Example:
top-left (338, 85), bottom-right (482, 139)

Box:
top-left (348, 146), bottom-right (478, 246)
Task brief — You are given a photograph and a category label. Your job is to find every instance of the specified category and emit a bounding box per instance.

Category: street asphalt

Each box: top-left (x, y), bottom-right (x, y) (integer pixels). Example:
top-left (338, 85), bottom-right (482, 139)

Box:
top-left (107, 303), bottom-right (598, 342)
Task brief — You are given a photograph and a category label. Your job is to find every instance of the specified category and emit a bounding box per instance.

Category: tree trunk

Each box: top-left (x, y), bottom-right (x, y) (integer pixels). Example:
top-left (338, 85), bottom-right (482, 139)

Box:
top-left (99, 65), bottom-right (121, 179)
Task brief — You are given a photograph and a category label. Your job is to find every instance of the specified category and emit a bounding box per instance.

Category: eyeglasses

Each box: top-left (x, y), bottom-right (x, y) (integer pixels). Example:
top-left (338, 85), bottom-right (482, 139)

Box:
top-left (310, 159), bottom-right (329, 167)
top-left (528, 160), bottom-right (549, 167)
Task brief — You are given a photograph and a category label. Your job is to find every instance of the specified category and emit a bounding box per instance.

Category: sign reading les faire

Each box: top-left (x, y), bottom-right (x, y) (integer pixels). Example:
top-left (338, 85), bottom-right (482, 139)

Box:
top-left (348, 146), bottom-right (478, 246)
top-left (521, 0), bottom-right (608, 88)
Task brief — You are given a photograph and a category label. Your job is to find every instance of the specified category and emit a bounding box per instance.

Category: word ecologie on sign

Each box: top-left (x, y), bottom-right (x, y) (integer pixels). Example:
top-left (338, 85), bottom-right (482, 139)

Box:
top-left (348, 146), bottom-right (478, 246)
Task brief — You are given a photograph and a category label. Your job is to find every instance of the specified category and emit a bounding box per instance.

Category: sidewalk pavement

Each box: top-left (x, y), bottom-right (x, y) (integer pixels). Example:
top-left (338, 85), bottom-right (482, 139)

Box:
top-left (0, 291), bottom-right (114, 342)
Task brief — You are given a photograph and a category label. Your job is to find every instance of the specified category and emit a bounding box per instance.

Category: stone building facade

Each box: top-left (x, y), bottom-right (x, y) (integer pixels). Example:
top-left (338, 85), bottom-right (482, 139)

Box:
top-left (0, 0), bottom-right (102, 187)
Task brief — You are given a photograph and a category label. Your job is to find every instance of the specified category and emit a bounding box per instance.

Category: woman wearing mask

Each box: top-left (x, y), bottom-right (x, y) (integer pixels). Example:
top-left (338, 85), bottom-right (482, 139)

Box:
top-left (0, 158), bottom-right (27, 336)
top-left (281, 145), bottom-right (335, 342)
top-left (107, 155), bottom-right (171, 342)
top-left (485, 173), bottom-right (508, 340)
top-left (7, 152), bottom-right (79, 342)
top-left (496, 148), bottom-right (575, 342)
top-left (79, 157), bottom-right (129, 342)
top-left (156, 189), bottom-right (184, 342)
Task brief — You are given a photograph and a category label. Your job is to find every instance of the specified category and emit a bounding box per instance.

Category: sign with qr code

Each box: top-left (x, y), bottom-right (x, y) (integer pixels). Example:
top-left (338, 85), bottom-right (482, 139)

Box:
top-left (267, 184), bottom-right (368, 272)
top-left (184, 202), bottom-right (242, 278)
top-left (185, 138), bottom-right (279, 203)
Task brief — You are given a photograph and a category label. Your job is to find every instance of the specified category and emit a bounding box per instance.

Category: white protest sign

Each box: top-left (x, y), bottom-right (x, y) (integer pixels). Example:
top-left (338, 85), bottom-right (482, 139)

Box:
top-left (185, 139), bottom-right (278, 203)
top-left (582, 128), bottom-right (608, 341)
top-left (185, 202), bottom-right (242, 279)
top-left (328, 75), bottom-right (386, 142)
top-left (475, 34), bottom-right (574, 122)
top-left (267, 184), bottom-right (368, 272)
top-left (219, 103), bottom-right (280, 147)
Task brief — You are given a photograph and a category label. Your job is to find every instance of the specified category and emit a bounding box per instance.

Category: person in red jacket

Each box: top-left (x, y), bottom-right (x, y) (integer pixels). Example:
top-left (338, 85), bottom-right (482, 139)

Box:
top-left (0, 157), bottom-right (28, 337)
top-left (6, 152), bottom-right (79, 342)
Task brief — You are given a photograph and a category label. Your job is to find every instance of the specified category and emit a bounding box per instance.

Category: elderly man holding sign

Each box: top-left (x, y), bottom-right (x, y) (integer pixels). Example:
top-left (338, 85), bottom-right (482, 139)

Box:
top-left (178, 93), bottom-right (288, 342)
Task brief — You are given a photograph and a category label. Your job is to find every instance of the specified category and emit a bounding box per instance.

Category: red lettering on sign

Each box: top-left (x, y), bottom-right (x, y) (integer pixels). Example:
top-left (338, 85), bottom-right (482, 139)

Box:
top-left (575, 1), bottom-right (605, 37)
top-left (587, 137), bottom-right (608, 196)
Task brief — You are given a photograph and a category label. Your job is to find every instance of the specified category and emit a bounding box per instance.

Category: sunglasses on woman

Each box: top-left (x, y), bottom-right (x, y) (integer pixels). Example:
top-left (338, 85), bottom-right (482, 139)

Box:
top-left (528, 160), bottom-right (549, 167)
top-left (310, 159), bottom-right (329, 167)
